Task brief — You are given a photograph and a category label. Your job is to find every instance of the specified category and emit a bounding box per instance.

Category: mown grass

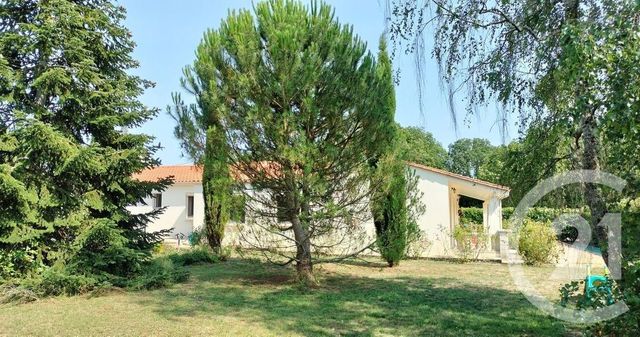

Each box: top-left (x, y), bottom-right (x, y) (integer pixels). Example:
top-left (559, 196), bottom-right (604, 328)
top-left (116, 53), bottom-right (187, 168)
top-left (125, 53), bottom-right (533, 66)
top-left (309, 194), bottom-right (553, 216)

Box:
top-left (0, 256), bottom-right (577, 337)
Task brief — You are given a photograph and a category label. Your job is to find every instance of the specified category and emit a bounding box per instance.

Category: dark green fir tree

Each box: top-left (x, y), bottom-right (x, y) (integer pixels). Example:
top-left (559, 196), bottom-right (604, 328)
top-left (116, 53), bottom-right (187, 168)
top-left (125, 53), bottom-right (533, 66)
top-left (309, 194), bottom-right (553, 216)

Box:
top-left (0, 0), bottom-right (169, 281)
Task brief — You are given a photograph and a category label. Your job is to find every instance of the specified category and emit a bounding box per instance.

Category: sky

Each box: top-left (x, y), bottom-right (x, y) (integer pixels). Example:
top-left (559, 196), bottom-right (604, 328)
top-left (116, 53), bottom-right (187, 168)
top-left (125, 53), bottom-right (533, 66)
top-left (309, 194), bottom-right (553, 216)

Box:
top-left (119, 0), bottom-right (516, 165)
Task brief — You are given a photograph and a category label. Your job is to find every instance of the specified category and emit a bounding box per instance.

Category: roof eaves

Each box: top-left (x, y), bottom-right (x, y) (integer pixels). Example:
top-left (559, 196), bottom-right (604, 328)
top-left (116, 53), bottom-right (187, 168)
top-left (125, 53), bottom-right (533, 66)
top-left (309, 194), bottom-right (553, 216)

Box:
top-left (406, 162), bottom-right (511, 192)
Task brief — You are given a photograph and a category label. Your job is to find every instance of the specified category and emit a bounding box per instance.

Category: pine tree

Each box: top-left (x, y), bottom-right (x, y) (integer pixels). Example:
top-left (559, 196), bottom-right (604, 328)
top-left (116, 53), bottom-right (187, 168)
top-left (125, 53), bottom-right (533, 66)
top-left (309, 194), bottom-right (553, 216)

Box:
top-left (173, 0), bottom-right (393, 283)
top-left (0, 0), bottom-right (168, 278)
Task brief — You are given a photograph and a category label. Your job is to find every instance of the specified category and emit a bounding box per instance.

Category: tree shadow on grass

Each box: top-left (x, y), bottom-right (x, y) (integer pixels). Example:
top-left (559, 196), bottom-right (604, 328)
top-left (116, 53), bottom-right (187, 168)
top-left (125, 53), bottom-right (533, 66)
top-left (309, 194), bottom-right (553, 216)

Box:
top-left (327, 258), bottom-right (390, 269)
top-left (137, 258), bottom-right (568, 337)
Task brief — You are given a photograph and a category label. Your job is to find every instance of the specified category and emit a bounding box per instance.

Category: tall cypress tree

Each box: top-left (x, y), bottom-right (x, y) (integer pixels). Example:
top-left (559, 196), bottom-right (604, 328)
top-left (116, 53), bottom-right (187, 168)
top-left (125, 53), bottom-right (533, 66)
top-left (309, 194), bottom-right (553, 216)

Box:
top-left (201, 125), bottom-right (231, 253)
top-left (169, 68), bottom-right (233, 254)
top-left (0, 0), bottom-right (168, 278)
top-left (370, 37), bottom-right (418, 267)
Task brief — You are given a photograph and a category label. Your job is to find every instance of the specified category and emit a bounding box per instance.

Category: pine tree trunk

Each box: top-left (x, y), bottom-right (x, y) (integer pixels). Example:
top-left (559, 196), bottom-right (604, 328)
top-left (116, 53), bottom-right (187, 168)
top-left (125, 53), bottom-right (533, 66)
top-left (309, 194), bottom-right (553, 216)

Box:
top-left (290, 193), bottom-right (315, 285)
top-left (291, 214), bottom-right (314, 282)
top-left (582, 114), bottom-right (609, 266)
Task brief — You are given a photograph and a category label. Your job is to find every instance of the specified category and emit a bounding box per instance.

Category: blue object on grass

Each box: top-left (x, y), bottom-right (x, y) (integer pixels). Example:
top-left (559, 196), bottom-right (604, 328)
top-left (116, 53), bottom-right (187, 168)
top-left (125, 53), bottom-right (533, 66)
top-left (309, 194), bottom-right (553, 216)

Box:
top-left (584, 274), bottom-right (614, 305)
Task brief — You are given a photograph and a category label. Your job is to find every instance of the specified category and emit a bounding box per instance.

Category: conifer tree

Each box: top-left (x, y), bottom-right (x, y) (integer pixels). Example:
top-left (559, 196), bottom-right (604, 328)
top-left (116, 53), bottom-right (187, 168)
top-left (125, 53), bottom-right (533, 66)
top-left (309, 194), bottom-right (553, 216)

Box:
top-left (169, 59), bottom-right (233, 254)
top-left (173, 0), bottom-right (393, 283)
top-left (370, 38), bottom-right (421, 267)
top-left (0, 0), bottom-right (168, 278)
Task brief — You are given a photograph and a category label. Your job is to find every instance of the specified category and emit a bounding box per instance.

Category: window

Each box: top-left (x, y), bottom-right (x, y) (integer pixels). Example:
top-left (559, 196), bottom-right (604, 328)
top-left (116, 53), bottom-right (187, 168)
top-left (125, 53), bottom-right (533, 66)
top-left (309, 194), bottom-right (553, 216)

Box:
top-left (152, 193), bottom-right (162, 208)
top-left (187, 195), bottom-right (194, 218)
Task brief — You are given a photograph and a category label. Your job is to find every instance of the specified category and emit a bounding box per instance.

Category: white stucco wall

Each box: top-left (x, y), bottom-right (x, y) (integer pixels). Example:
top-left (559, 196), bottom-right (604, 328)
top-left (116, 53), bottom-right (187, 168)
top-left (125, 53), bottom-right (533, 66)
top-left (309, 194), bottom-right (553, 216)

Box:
top-left (223, 186), bottom-right (377, 256)
top-left (486, 195), bottom-right (503, 251)
top-left (127, 183), bottom-right (204, 238)
top-left (412, 168), bottom-right (454, 257)
top-left (130, 165), bottom-right (508, 260)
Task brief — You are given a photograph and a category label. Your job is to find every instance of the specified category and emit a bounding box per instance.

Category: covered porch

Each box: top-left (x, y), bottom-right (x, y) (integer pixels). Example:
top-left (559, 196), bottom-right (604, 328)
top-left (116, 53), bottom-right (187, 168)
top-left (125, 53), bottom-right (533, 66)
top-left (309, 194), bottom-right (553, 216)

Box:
top-left (448, 180), bottom-right (508, 255)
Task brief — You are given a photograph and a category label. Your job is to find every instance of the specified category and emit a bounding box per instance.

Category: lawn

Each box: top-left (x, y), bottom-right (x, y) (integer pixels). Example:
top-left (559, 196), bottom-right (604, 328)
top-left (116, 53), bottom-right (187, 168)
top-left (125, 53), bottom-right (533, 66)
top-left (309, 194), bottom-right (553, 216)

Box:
top-left (0, 256), bottom-right (576, 337)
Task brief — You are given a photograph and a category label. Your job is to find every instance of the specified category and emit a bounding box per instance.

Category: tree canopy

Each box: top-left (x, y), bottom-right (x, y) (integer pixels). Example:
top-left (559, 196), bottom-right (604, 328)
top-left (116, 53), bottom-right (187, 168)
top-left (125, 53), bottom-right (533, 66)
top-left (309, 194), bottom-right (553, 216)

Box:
top-left (446, 138), bottom-right (494, 178)
top-left (170, 0), bottom-right (394, 282)
top-left (0, 0), bottom-right (167, 281)
top-left (395, 126), bottom-right (447, 168)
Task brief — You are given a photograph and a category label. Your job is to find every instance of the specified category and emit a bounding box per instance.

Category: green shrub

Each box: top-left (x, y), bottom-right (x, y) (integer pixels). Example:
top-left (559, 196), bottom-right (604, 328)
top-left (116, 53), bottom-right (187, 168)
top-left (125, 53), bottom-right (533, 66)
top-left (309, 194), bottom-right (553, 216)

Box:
top-left (502, 207), bottom-right (514, 221)
top-left (188, 228), bottom-right (203, 246)
top-left (1, 230), bottom-right (224, 302)
top-left (7, 257), bottom-right (190, 299)
top-left (0, 233), bottom-right (211, 301)
top-left (0, 246), bottom-right (43, 280)
top-left (3, 268), bottom-right (103, 301)
top-left (502, 206), bottom-right (589, 220)
top-left (128, 257), bottom-right (189, 290)
top-left (31, 269), bottom-right (100, 296)
top-left (68, 220), bottom-right (146, 285)
top-left (517, 219), bottom-right (559, 265)
top-left (453, 223), bottom-right (488, 262)
top-left (459, 208), bottom-right (484, 226)
top-left (167, 246), bottom-right (221, 266)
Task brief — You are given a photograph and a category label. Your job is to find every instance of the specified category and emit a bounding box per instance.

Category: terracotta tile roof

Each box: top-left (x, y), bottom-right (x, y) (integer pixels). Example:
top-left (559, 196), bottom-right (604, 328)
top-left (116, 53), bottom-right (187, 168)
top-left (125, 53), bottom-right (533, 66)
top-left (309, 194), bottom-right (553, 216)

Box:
top-left (135, 162), bottom-right (510, 192)
top-left (133, 165), bottom-right (203, 183)
top-left (132, 162), bottom-right (279, 184)
top-left (407, 162), bottom-right (510, 191)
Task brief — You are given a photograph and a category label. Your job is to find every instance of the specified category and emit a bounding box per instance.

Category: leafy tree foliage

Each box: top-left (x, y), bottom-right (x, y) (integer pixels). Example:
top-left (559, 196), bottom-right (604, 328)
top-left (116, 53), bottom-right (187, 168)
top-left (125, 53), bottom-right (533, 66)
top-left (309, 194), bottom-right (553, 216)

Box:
top-left (0, 0), bottom-right (168, 280)
top-left (516, 127), bottom-right (582, 207)
top-left (446, 138), bottom-right (494, 178)
top-left (388, 0), bottom-right (636, 258)
top-left (395, 126), bottom-right (447, 168)
top-left (477, 123), bottom-right (584, 208)
top-left (476, 144), bottom-right (506, 184)
top-left (171, 0), bottom-right (393, 282)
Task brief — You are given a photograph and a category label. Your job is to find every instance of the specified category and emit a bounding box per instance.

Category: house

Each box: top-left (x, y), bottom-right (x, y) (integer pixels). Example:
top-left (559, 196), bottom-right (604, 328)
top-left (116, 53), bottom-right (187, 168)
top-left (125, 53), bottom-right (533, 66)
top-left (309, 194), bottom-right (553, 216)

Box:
top-left (406, 162), bottom-right (510, 259)
top-left (130, 165), bottom-right (206, 242)
top-left (128, 163), bottom-right (510, 259)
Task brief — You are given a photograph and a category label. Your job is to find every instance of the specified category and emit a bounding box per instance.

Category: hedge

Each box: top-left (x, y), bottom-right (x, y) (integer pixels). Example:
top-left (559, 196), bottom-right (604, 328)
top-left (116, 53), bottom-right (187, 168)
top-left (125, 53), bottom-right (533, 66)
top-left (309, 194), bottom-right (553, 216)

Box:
top-left (461, 206), bottom-right (590, 243)
top-left (459, 207), bottom-right (483, 226)
top-left (461, 206), bottom-right (589, 227)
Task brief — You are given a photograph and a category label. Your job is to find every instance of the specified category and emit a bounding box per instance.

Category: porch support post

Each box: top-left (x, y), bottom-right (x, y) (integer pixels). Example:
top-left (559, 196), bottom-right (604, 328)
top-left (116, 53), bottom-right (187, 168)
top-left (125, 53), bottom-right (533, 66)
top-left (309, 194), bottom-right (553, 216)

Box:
top-left (448, 188), bottom-right (460, 249)
top-left (486, 195), bottom-right (502, 251)
top-left (486, 195), bottom-right (502, 234)
top-left (498, 230), bottom-right (511, 263)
